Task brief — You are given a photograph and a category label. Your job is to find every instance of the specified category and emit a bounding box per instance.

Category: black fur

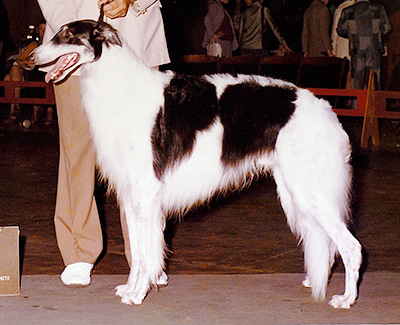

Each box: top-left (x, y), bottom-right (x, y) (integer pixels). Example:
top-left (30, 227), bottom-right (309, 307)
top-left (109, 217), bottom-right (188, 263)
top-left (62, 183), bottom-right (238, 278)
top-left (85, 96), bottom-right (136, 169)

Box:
top-left (152, 75), bottom-right (218, 179)
top-left (52, 20), bottom-right (121, 60)
top-left (152, 76), bottom-right (297, 178)
top-left (220, 82), bottom-right (296, 165)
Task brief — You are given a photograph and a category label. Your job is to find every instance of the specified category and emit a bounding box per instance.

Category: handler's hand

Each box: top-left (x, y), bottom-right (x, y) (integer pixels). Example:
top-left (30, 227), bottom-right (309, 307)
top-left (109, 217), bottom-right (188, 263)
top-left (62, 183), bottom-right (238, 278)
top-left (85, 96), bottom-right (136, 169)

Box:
top-left (98, 0), bottom-right (133, 19)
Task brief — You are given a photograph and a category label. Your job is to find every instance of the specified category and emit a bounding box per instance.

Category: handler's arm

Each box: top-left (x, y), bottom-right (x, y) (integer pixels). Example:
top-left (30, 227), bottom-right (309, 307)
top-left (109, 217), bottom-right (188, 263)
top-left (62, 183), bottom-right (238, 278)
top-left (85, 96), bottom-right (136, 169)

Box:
top-left (98, 0), bottom-right (160, 19)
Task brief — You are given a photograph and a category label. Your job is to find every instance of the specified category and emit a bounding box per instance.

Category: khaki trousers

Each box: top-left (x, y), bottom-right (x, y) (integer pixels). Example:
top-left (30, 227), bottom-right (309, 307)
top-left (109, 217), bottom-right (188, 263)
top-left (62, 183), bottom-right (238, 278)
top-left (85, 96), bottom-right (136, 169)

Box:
top-left (54, 67), bottom-right (160, 267)
top-left (53, 76), bottom-right (103, 265)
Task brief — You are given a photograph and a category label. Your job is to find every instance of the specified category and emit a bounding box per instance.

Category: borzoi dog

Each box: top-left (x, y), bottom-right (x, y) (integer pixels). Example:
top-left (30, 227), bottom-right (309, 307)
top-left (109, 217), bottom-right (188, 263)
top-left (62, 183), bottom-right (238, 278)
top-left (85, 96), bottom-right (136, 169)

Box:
top-left (32, 20), bottom-right (362, 308)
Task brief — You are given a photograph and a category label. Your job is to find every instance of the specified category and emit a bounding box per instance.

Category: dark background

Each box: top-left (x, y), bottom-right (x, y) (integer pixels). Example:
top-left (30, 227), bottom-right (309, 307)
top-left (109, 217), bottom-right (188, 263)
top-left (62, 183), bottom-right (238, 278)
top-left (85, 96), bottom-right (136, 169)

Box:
top-left (1, 0), bottom-right (399, 62)
top-left (0, 0), bottom-right (399, 281)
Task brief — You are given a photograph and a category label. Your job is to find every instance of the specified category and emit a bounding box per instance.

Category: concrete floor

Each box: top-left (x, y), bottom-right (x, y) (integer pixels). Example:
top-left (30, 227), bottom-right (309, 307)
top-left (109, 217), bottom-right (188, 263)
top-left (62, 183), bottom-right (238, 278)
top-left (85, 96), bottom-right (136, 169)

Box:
top-left (0, 112), bottom-right (400, 323)
top-left (1, 273), bottom-right (400, 324)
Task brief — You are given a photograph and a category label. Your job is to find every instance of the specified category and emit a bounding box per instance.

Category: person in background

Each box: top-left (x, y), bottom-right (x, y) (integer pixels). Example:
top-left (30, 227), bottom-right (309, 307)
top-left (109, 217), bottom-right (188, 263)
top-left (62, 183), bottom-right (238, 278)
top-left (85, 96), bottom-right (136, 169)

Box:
top-left (302, 0), bottom-right (333, 57)
top-left (3, 20), bottom-right (53, 126)
top-left (2, 52), bottom-right (25, 123)
top-left (386, 3), bottom-right (400, 90)
top-left (331, 0), bottom-right (354, 59)
top-left (37, 0), bottom-right (170, 287)
top-left (203, 0), bottom-right (238, 57)
top-left (24, 21), bottom-right (54, 126)
top-left (337, 0), bottom-right (391, 89)
top-left (238, 0), bottom-right (291, 57)
top-left (331, 0), bottom-right (355, 89)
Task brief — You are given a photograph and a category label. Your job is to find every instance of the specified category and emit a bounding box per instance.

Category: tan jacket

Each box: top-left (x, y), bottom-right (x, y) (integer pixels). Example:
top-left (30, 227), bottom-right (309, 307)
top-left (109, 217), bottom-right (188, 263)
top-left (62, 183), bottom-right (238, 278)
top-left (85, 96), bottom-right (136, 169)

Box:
top-left (302, 0), bottom-right (332, 57)
top-left (37, 0), bottom-right (170, 68)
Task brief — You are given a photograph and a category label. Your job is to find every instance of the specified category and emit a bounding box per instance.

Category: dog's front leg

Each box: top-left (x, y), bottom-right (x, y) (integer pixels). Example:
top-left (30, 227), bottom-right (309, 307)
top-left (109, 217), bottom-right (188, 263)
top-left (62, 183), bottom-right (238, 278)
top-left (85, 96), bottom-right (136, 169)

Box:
top-left (115, 184), bottom-right (166, 305)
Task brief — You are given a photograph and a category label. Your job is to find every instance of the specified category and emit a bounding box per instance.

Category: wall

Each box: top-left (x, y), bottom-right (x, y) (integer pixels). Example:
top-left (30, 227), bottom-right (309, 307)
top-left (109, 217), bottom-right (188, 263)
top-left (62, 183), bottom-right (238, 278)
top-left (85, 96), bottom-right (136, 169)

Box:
top-left (3, 0), bottom-right (43, 51)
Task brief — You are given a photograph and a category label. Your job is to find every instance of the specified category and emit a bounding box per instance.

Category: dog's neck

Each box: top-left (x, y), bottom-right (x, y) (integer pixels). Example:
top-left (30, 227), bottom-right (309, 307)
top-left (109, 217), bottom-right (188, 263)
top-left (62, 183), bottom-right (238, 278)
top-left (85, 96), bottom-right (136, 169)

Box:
top-left (79, 43), bottom-right (171, 120)
top-left (82, 44), bottom-right (149, 82)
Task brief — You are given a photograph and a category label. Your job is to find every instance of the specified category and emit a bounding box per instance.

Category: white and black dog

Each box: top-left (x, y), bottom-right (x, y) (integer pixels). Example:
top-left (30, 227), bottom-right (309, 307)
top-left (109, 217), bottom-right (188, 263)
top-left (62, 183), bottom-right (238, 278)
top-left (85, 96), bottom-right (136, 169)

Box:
top-left (33, 20), bottom-right (362, 308)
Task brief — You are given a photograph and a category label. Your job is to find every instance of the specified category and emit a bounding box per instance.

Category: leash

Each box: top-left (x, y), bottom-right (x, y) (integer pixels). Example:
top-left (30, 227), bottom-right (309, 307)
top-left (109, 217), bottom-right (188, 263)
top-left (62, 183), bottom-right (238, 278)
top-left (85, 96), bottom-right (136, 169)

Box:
top-left (98, 4), bottom-right (105, 22)
top-left (98, 0), bottom-right (155, 20)
top-left (98, 0), bottom-right (114, 22)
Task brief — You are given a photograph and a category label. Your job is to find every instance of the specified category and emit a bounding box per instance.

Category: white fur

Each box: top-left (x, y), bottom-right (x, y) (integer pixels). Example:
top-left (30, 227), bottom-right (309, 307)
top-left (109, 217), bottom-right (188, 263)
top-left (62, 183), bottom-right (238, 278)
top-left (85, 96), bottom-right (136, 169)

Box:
top-left (34, 22), bottom-right (362, 308)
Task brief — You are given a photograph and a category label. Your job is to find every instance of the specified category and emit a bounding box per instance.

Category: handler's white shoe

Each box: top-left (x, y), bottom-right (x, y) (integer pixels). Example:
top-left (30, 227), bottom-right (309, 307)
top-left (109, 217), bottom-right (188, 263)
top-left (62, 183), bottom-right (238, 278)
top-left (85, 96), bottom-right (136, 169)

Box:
top-left (61, 262), bottom-right (93, 287)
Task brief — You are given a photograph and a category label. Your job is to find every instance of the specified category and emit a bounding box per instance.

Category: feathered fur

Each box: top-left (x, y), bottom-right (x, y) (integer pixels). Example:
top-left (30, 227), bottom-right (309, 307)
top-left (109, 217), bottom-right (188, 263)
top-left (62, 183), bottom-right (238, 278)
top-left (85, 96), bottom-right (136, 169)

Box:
top-left (33, 20), bottom-right (362, 308)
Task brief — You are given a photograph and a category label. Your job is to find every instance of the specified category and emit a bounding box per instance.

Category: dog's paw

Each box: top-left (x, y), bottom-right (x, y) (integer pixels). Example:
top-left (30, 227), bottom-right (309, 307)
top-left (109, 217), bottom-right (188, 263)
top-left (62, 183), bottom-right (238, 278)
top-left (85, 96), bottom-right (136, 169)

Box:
top-left (329, 294), bottom-right (356, 309)
top-left (115, 284), bottom-right (147, 305)
top-left (302, 276), bottom-right (311, 288)
top-left (156, 271), bottom-right (168, 287)
top-left (115, 284), bottom-right (128, 298)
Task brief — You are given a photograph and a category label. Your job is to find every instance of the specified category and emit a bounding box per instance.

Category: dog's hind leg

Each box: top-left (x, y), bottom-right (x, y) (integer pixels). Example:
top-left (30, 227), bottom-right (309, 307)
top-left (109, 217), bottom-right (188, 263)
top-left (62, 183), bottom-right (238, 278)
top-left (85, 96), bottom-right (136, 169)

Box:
top-left (274, 165), bottom-right (361, 308)
top-left (327, 227), bottom-right (362, 309)
top-left (115, 184), bottom-right (166, 305)
top-left (295, 195), bottom-right (362, 308)
top-left (299, 210), bottom-right (361, 309)
top-left (272, 105), bottom-right (361, 308)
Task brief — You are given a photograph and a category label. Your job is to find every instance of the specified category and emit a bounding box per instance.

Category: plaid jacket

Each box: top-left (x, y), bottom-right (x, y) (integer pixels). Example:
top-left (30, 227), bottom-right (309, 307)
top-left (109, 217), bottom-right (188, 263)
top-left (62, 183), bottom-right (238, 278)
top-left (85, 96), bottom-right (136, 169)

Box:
top-left (337, 0), bottom-right (391, 55)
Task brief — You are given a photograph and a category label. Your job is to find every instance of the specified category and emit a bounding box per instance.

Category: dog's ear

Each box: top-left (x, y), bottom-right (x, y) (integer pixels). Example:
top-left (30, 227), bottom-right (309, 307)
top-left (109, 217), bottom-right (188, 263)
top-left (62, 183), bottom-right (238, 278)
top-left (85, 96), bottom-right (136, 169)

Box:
top-left (92, 25), bottom-right (122, 47)
top-left (102, 29), bottom-right (122, 47)
top-left (91, 24), bottom-right (122, 60)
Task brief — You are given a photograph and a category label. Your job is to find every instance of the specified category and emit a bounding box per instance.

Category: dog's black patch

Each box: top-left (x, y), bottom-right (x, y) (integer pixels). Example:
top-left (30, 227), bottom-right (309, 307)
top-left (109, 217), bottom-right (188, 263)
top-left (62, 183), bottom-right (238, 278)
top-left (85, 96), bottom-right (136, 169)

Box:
top-left (53, 22), bottom-right (88, 46)
top-left (53, 20), bottom-right (121, 60)
top-left (220, 82), bottom-right (297, 165)
top-left (152, 75), bottom-right (218, 178)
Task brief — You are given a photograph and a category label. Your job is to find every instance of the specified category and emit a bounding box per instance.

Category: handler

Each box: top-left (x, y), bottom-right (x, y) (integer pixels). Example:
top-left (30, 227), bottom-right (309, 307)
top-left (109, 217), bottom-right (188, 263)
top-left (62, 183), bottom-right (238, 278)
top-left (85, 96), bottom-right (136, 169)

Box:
top-left (37, 0), bottom-right (170, 286)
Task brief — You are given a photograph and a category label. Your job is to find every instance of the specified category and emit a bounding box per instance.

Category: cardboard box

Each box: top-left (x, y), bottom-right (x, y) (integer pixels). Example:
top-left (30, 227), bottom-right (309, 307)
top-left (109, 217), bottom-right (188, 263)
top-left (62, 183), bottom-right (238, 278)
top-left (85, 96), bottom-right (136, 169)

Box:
top-left (0, 226), bottom-right (20, 296)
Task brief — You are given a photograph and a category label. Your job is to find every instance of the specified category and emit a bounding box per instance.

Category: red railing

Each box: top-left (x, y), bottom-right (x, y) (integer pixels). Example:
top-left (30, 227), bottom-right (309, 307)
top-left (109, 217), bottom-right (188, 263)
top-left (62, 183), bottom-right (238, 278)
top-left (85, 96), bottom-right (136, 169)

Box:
top-left (1, 79), bottom-right (399, 147)
top-left (0, 81), bottom-right (56, 105)
top-left (308, 80), bottom-right (400, 147)
top-left (308, 88), bottom-right (400, 120)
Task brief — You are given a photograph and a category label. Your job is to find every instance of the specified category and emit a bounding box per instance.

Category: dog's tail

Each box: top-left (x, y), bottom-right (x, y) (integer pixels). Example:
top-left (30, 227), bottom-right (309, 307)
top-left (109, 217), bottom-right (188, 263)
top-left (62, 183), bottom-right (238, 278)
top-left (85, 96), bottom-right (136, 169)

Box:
top-left (274, 168), bottom-right (338, 301)
top-left (301, 224), bottom-right (337, 301)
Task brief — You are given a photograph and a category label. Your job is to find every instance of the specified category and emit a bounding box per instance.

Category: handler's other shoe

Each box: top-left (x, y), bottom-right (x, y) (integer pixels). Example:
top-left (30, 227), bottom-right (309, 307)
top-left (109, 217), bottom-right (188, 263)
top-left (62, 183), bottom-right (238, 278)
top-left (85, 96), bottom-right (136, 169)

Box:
top-left (61, 262), bottom-right (93, 287)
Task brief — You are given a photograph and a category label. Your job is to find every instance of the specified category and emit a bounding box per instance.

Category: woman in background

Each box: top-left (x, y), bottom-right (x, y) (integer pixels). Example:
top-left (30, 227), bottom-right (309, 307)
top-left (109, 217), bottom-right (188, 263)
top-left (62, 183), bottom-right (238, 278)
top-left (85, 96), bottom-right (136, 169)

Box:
top-left (202, 0), bottom-right (238, 57)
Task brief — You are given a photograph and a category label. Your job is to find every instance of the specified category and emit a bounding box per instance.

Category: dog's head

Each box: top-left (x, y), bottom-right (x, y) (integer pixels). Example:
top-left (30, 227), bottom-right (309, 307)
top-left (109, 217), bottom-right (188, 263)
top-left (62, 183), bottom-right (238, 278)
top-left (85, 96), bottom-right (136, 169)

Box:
top-left (32, 20), bottom-right (122, 83)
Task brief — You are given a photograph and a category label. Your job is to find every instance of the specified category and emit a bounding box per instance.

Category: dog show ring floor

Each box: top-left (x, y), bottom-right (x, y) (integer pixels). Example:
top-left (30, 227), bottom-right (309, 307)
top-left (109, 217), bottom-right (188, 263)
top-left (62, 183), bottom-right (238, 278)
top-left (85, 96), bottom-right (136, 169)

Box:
top-left (0, 114), bottom-right (399, 324)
